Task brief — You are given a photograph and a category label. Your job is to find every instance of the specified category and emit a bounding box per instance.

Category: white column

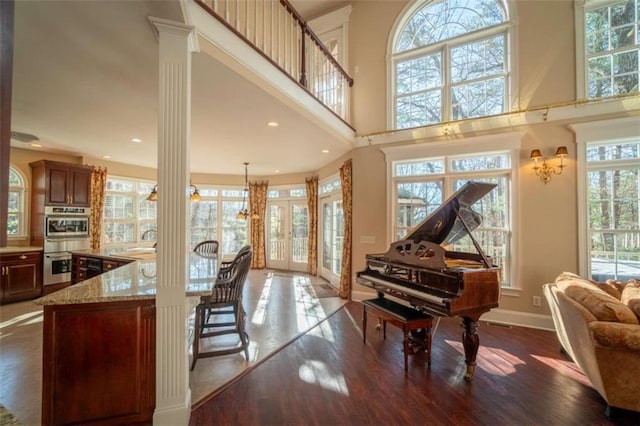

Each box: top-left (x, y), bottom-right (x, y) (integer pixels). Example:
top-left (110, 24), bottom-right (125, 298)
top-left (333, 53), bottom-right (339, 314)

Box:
top-left (149, 17), bottom-right (199, 426)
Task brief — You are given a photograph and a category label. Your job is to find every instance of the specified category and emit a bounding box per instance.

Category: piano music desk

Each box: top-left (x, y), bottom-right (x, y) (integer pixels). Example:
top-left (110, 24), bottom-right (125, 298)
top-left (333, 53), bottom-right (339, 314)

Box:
top-left (362, 297), bottom-right (433, 373)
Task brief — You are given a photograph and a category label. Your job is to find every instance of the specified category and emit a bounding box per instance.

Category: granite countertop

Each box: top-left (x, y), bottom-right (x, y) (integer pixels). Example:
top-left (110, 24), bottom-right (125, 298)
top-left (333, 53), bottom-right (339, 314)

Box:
top-left (36, 252), bottom-right (217, 305)
top-left (0, 246), bottom-right (44, 254)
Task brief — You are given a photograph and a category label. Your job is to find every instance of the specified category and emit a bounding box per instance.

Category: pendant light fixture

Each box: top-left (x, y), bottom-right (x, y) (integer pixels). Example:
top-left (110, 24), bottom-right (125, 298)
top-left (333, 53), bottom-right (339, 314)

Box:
top-left (145, 183), bottom-right (201, 201)
top-left (236, 162), bottom-right (250, 220)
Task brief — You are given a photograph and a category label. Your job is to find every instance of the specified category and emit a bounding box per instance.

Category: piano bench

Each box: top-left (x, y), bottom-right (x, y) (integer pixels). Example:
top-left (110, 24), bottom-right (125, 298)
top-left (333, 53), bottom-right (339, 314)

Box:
top-left (362, 297), bottom-right (433, 373)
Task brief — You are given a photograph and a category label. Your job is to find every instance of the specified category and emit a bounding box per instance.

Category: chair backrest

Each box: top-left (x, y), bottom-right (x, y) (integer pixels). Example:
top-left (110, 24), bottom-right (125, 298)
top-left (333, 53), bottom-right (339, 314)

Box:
top-left (212, 250), bottom-right (253, 304)
top-left (217, 244), bottom-right (252, 279)
top-left (194, 240), bottom-right (219, 257)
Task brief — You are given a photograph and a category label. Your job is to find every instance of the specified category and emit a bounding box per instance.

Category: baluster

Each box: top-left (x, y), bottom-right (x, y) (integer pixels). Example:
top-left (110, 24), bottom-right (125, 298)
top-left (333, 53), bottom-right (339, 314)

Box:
top-left (224, 0), bottom-right (229, 22)
top-left (286, 13), bottom-right (291, 73)
top-left (270, 1), bottom-right (274, 58)
top-left (262, 0), bottom-right (265, 51)
top-left (254, 0), bottom-right (257, 45)
top-left (235, 0), bottom-right (239, 31)
top-left (245, 0), bottom-right (248, 40)
top-left (300, 27), bottom-right (306, 87)
top-left (277, 5), bottom-right (281, 66)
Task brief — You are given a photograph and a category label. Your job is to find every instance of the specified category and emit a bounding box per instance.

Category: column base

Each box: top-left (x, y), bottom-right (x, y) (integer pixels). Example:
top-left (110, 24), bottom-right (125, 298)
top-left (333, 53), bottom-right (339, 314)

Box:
top-left (153, 388), bottom-right (192, 426)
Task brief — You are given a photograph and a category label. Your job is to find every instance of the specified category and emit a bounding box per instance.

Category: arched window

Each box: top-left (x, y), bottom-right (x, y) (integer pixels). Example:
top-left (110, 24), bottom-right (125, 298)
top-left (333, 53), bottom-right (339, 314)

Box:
top-left (8, 166), bottom-right (26, 237)
top-left (390, 0), bottom-right (510, 129)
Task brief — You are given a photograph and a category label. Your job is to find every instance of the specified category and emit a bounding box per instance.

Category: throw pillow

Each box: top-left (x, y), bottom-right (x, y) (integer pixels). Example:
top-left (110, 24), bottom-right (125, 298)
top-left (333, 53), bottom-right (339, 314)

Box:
top-left (598, 280), bottom-right (623, 299)
top-left (621, 280), bottom-right (640, 321)
top-left (556, 273), bottom-right (639, 324)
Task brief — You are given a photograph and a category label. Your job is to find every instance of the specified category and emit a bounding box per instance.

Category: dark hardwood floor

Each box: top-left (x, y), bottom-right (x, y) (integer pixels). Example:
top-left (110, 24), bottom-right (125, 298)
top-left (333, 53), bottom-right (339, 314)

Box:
top-left (191, 302), bottom-right (639, 426)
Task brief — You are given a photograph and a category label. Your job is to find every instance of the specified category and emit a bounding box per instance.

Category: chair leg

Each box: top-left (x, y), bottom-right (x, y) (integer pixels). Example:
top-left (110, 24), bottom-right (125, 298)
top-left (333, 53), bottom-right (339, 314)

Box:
top-left (191, 306), bottom-right (202, 371)
top-left (237, 303), bottom-right (250, 360)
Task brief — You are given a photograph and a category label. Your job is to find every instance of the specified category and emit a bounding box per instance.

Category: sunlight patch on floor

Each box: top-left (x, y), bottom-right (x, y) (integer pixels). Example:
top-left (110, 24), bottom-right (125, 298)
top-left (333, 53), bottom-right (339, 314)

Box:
top-left (530, 354), bottom-right (592, 387)
top-left (306, 315), bottom-right (336, 343)
top-left (251, 273), bottom-right (274, 326)
top-left (298, 360), bottom-right (350, 395)
top-left (444, 339), bottom-right (525, 377)
top-left (294, 276), bottom-right (328, 333)
top-left (0, 310), bottom-right (42, 330)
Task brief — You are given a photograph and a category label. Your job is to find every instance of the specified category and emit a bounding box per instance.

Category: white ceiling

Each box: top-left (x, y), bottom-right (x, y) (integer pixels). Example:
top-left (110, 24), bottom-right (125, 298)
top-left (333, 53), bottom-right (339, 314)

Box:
top-left (10, 0), bottom-right (352, 177)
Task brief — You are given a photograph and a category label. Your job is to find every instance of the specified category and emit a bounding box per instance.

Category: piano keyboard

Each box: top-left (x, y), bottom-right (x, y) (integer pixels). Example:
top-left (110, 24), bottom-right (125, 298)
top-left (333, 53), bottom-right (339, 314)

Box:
top-left (357, 273), bottom-right (447, 307)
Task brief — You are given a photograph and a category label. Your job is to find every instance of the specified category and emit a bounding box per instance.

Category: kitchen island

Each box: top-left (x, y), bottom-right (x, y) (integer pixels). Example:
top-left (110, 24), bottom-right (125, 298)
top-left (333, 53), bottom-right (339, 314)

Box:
top-left (35, 252), bottom-right (216, 426)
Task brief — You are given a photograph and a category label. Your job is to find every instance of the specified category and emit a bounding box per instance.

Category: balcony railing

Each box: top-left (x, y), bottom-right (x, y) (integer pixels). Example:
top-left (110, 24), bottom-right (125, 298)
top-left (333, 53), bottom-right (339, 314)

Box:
top-left (269, 237), bottom-right (308, 263)
top-left (195, 0), bottom-right (354, 124)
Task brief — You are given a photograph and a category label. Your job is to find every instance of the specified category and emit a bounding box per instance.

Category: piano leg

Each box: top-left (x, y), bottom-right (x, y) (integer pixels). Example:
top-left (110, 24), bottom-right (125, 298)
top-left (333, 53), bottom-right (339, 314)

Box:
top-left (461, 316), bottom-right (480, 380)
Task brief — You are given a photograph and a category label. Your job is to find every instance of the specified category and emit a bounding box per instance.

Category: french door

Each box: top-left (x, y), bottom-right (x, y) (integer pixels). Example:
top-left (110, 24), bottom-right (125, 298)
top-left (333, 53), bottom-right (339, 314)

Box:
top-left (319, 196), bottom-right (343, 286)
top-left (266, 201), bottom-right (308, 272)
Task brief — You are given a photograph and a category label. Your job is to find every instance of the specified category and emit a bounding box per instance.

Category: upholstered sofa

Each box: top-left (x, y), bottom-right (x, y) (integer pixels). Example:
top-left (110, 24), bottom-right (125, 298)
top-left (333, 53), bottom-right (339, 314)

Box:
top-left (543, 272), bottom-right (640, 414)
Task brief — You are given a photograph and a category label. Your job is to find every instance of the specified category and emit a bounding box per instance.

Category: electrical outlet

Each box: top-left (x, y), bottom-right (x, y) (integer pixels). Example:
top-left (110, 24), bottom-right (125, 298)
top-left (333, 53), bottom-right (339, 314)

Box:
top-left (532, 296), bottom-right (541, 307)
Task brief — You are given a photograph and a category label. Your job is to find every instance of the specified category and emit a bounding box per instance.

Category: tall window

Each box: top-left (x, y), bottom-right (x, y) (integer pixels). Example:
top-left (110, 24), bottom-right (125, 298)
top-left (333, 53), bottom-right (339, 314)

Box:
top-left (7, 166), bottom-right (26, 237)
top-left (582, 0), bottom-right (639, 99)
top-left (103, 178), bottom-right (249, 255)
top-left (585, 140), bottom-right (639, 281)
top-left (391, 0), bottom-right (509, 129)
top-left (103, 178), bottom-right (157, 247)
top-left (392, 152), bottom-right (512, 286)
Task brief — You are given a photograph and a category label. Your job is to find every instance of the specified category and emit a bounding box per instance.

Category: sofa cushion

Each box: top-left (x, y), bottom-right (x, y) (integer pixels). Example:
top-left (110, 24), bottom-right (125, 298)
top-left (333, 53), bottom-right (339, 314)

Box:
top-left (555, 273), bottom-right (639, 325)
top-left (621, 280), bottom-right (640, 321)
top-left (589, 321), bottom-right (640, 352)
top-left (599, 280), bottom-right (623, 299)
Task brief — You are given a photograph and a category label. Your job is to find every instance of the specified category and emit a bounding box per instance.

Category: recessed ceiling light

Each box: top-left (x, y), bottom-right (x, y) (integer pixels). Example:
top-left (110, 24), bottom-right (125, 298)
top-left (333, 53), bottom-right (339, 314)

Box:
top-left (30, 143), bottom-right (42, 148)
top-left (102, 155), bottom-right (111, 159)
top-left (131, 138), bottom-right (142, 143)
top-left (322, 149), bottom-right (330, 153)
top-left (267, 121), bottom-right (279, 127)
top-left (274, 170), bottom-right (280, 173)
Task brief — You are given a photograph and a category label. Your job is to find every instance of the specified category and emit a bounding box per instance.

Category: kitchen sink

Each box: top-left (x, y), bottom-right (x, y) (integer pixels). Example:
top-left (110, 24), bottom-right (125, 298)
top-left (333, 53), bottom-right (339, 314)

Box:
top-left (125, 247), bottom-right (156, 253)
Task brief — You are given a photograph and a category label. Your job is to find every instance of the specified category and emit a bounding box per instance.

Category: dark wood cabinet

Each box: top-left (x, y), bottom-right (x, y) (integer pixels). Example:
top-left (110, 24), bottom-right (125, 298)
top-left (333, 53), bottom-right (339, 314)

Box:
top-left (72, 254), bottom-right (133, 284)
top-left (42, 299), bottom-right (155, 425)
top-left (0, 251), bottom-right (43, 304)
top-left (30, 160), bottom-right (93, 207)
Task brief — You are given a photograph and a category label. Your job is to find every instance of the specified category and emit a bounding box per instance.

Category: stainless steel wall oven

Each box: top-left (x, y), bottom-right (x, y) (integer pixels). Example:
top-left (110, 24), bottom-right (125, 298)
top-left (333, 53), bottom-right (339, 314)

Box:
top-left (43, 207), bottom-right (91, 286)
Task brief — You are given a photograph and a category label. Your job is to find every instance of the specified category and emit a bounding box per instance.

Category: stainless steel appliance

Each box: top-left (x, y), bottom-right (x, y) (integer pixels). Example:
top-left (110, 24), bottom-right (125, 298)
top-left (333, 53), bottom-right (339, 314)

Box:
top-left (45, 206), bottom-right (90, 239)
top-left (43, 207), bottom-right (91, 286)
top-left (43, 238), bottom-right (91, 286)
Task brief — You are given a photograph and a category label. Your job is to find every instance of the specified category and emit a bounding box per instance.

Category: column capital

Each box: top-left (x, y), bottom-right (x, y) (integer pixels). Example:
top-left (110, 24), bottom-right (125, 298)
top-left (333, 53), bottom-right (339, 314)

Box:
top-left (148, 16), bottom-right (199, 53)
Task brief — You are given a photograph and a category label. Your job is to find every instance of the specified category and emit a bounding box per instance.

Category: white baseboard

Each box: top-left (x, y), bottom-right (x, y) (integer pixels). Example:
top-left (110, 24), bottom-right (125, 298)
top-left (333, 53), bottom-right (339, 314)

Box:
top-left (351, 290), bottom-right (555, 331)
top-left (480, 308), bottom-right (555, 331)
top-left (153, 389), bottom-right (191, 426)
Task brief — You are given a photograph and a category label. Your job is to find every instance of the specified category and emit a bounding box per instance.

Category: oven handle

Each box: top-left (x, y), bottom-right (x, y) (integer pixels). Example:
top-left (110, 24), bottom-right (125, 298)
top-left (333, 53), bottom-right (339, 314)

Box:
top-left (45, 253), bottom-right (72, 260)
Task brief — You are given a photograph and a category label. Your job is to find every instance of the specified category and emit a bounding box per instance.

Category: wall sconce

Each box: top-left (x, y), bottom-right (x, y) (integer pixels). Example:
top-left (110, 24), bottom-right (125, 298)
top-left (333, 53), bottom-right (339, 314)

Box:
top-left (530, 146), bottom-right (568, 184)
top-left (145, 183), bottom-right (201, 201)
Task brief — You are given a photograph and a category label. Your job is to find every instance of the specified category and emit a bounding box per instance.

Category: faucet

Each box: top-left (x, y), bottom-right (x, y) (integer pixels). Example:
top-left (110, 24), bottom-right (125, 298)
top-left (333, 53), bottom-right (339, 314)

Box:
top-left (141, 229), bottom-right (157, 250)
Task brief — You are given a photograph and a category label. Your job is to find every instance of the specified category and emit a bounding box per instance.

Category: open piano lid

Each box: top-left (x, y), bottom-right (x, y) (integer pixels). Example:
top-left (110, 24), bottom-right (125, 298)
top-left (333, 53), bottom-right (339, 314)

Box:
top-left (404, 181), bottom-right (497, 246)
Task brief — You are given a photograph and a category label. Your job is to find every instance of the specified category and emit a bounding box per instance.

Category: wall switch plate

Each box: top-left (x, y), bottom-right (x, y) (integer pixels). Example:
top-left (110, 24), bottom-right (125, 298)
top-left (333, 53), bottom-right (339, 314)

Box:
top-left (532, 296), bottom-right (541, 307)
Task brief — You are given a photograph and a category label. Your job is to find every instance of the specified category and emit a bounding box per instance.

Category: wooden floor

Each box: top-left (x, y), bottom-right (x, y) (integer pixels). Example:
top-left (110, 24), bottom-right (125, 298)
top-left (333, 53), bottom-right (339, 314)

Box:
top-left (191, 302), bottom-right (639, 426)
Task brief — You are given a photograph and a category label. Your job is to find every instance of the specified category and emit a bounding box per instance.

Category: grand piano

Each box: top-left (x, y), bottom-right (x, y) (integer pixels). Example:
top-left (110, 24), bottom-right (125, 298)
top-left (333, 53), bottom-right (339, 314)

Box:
top-left (356, 181), bottom-right (501, 380)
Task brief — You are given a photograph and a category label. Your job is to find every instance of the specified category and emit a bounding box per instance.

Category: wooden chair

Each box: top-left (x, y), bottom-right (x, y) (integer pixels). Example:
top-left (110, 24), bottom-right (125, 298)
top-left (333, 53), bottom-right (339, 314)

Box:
top-left (194, 240), bottom-right (219, 257)
top-left (191, 249), bottom-right (253, 370)
top-left (218, 245), bottom-right (251, 279)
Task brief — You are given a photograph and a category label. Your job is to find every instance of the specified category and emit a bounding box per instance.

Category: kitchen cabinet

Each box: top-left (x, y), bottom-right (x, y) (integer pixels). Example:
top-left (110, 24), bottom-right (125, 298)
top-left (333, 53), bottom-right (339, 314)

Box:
top-left (72, 254), bottom-right (133, 284)
top-left (0, 251), bottom-right (43, 304)
top-left (30, 160), bottom-right (93, 207)
top-left (42, 299), bottom-right (155, 425)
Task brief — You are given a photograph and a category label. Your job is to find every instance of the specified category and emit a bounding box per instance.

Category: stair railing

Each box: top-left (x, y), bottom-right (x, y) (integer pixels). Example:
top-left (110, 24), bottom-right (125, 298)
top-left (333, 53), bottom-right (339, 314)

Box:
top-left (195, 0), bottom-right (354, 124)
